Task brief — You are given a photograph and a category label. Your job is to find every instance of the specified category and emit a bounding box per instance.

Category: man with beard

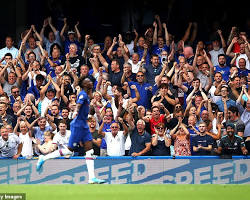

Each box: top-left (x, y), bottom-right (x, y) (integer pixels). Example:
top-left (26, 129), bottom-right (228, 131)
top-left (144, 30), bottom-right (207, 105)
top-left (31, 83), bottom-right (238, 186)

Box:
top-left (216, 124), bottom-right (248, 156)
top-left (214, 54), bottom-right (231, 82)
top-left (226, 106), bottom-right (245, 137)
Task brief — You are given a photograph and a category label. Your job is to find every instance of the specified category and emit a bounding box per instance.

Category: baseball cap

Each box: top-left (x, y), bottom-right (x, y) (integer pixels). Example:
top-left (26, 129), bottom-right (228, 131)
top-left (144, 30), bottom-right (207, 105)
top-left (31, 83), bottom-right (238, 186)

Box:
top-left (68, 30), bottom-right (75, 35)
top-left (47, 88), bottom-right (56, 93)
top-left (52, 97), bottom-right (59, 102)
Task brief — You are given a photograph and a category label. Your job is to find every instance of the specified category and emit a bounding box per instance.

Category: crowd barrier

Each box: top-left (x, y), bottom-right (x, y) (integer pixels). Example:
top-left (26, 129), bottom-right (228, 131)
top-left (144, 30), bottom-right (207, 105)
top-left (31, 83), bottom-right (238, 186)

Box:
top-left (0, 156), bottom-right (250, 184)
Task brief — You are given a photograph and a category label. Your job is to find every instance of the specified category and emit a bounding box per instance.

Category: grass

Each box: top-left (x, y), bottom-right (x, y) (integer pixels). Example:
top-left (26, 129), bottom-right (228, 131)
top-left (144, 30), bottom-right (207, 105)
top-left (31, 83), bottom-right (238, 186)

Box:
top-left (0, 185), bottom-right (250, 200)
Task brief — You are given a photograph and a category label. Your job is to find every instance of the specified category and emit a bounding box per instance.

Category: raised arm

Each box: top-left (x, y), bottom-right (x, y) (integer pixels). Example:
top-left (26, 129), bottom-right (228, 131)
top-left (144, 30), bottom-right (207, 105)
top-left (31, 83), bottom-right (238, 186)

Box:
top-left (182, 22), bottom-right (192, 42)
top-left (130, 85), bottom-right (140, 103)
top-left (118, 117), bottom-right (128, 135)
top-left (107, 37), bottom-right (117, 60)
top-left (31, 25), bottom-right (43, 43)
top-left (152, 21), bottom-right (158, 45)
top-left (40, 77), bottom-right (51, 100)
top-left (60, 18), bottom-right (67, 42)
top-left (155, 15), bottom-right (162, 37)
top-left (189, 22), bottom-right (198, 45)
top-left (226, 37), bottom-right (238, 58)
top-left (74, 21), bottom-right (81, 42)
top-left (162, 23), bottom-right (170, 46)
top-left (97, 53), bottom-right (109, 72)
top-left (0, 64), bottom-right (8, 84)
top-left (40, 18), bottom-right (48, 38)
top-left (48, 17), bottom-right (57, 35)
top-left (217, 29), bottom-right (226, 51)
top-left (133, 29), bottom-right (139, 50)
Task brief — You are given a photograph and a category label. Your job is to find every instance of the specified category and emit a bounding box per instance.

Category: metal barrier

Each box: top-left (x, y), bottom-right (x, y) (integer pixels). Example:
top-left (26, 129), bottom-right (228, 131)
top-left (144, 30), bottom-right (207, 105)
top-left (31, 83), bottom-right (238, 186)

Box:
top-left (0, 156), bottom-right (250, 184)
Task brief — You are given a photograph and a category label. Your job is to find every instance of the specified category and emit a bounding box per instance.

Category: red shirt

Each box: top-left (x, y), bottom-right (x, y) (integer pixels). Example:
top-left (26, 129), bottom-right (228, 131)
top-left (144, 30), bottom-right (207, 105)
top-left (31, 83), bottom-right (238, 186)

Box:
top-left (233, 42), bottom-right (240, 53)
top-left (149, 114), bottom-right (166, 135)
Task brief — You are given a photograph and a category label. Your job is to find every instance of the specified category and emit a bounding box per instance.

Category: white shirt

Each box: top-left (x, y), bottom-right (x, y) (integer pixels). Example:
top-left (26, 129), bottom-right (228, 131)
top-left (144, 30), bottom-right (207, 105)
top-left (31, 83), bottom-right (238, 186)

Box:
top-left (40, 97), bottom-right (52, 117)
top-left (105, 131), bottom-right (125, 156)
top-left (53, 131), bottom-right (71, 149)
top-left (128, 59), bottom-right (142, 73)
top-left (209, 48), bottom-right (225, 67)
top-left (126, 41), bottom-right (135, 55)
top-left (27, 71), bottom-right (47, 87)
top-left (0, 46), bottom-right (18, 60)
top-left (0, 133), bottom-right (21, 157)
top-left (19, 132), bottom-right (33, 157)
top-left (208, 85), bottom-right (222, 103)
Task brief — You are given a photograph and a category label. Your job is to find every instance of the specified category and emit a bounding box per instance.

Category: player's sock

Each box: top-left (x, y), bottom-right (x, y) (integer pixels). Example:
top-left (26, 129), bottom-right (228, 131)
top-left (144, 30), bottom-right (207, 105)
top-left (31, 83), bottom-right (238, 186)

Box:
top-left (85, 149), bottom-right (95, 180)
top-left (43, 148), bottom-right (73, 161)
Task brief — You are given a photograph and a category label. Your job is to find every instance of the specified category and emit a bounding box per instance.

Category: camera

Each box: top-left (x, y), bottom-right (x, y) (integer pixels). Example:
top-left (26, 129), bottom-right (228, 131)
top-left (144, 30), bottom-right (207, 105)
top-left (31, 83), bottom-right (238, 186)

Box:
top-left (161, 56), bottom-right (167, 63)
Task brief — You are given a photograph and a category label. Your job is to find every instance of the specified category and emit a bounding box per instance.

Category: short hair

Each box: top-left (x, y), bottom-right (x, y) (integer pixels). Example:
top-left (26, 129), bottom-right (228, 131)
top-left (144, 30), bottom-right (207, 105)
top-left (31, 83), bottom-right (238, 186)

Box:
top-left (155, 122), bottom-right (165, 128)
top-left (228, 106), bottom-right (239, 115)
top-left (44, 131), bottom-right (54, 138)
top-left (69, 43), bottom-right (77, 50)
top-left (87, 115), bottom-right (96, 122)
top-left (137, 119), bottom-right (145, 126)
top-left (11, 86), bottom-right (19, 92)
top-left (59, 119), bottom-right (67, 125)
top-left (151, 54), bottom-right (159, 59)
top-left (123, 62), bottom-right (132, 68)
top-left (90, 44), bottom-right (100, 52)
top-left (36, 74), bottom-right (45, 81)
top-left (218, 54), bottom-right (226, 59)
top-left (151, 106), bottom-right (160, 111)
top-left (193, 77), bottom-right (200, 82)
top-left (221, 85), bottom-right (229, 92)
top-left (159, 83), bottom-right (168, 89)
top-left (111, 59), bottom-right (120, 66)
top-left (4, 53), bottom-right (12, 58)
top-left (62, 107), bottom-right (69, 112)
top-left (28, 51), bottom-right (36, 58)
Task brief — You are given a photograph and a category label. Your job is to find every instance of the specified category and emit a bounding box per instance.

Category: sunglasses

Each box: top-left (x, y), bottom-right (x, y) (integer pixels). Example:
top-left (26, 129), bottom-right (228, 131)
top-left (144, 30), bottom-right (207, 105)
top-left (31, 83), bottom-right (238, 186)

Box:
top-left (111, 126), bottom-right (118, 129)
top-left (137, 75), bottom-right (144, 77)
top-left (157, 127), bottom-right (164, 130)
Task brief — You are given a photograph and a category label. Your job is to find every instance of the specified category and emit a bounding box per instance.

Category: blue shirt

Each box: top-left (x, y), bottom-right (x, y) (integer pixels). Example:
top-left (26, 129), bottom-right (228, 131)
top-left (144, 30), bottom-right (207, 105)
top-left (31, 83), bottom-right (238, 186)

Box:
top-left (45, 58), bottom-right (63, 78)
top-left (134, 46), bottom-right (150, 65)
top-left (214, 65), bottom-right (231, 81)
top-left (191, 134), bottom-right (214, 155)
top-left (64, 38), bottom-right (82, 55)
top-left (215, 98), bottom-right (236, 112)
top-left (151, 44), bottom-right (170, 57)
top-left (238, 68), bottom-right (250, 77)
top-left (144, 64), bottom-right (162, 86)
top-left (27, 80), bottom-right (40, 100)
top-left (128, 81), bottom-right (152, 110)
top-left (33, 126), bottom-right (53, 144)
top-left (42, 31), bottom-right (61, 55)
top-left (73, 90), bottom-right (89, 123)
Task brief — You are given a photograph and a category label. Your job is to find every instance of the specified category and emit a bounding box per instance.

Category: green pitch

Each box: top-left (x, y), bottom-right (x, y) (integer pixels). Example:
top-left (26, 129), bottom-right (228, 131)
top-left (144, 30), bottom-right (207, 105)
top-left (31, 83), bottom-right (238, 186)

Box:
top-left (0, 185), bottom-right (249, 200)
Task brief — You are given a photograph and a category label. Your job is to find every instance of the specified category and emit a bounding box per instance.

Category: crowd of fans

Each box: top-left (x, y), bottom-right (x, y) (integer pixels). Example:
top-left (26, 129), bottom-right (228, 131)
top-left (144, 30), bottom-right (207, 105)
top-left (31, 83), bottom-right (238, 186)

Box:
top-left (0, 14), bottom-right (249, 159)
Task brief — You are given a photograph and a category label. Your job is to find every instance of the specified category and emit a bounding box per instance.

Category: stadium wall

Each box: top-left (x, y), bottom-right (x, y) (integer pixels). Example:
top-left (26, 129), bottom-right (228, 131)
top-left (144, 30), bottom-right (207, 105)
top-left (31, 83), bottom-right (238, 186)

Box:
top-left (0, 156), bottom-right (250, 184)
